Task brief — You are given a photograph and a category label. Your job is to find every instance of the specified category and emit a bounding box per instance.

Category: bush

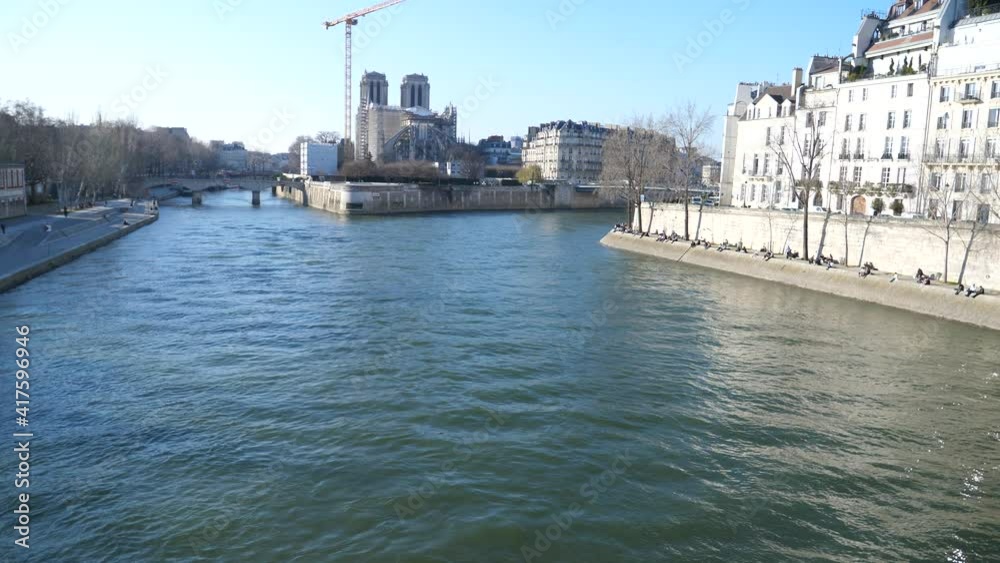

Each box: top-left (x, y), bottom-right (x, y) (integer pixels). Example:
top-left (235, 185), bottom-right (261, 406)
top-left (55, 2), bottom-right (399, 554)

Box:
top-left (890, 199), bottom-right (905, 216)
top-left (872, 197), bottom-right (886, 216)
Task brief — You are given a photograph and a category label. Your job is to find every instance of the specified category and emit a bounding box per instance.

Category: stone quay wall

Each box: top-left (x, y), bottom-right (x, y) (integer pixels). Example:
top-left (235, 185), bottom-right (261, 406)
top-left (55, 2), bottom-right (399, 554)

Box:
top-left (601, 232), bottom-right (1000, 332)
top-left (639, 204), bottom-right (1000, 285)
top-left (276, 182), bottom-right (620, 215)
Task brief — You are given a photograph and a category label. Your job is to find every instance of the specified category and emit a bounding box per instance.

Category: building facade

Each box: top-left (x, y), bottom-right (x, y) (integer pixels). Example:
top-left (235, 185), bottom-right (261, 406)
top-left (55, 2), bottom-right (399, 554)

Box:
top-left (478, 135), bottom-right (523, 166)
top-left (300, 143), bottom-right (339, 176)
top-left (212, 141), bottom-right (249, 172)
top-left (723, 0), bottom-right (1000, 223)
top-left (355, 73), bottom-right (458, 163)
top-left (0, 163), bottom-right (27, 220)
top-left (521, 121), bottom-right (611, 183)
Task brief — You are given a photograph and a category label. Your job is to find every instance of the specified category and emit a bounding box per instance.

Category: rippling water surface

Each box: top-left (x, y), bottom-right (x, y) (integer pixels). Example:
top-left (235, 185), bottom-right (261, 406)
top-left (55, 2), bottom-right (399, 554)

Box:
top-left (1, 191), bottom-right (997, 562)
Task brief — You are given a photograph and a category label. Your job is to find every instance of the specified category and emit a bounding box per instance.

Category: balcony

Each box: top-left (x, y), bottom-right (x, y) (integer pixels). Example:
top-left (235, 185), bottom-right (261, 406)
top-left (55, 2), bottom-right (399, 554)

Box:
top-left (897, 152), bottom-right (911, 160)
top-left (853, 152), bottom-right (866, 160)
top-left (959, 94), bottom-right (982, 104)
top-left (839, 153), bottom-right (851, 160)
top-left (881, 152), bottom-right (894, 160)
top-left (922, 151), bottom-right (1000, 165)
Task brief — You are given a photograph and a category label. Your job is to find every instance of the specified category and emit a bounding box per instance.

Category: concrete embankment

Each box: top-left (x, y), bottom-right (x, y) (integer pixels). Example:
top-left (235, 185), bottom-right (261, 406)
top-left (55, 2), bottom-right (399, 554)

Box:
top-left (277, 181), bottom-right (620, 215)
top-left (601, 232), bottom-right (1000, 332)
top-left (0, 208), bottom-right (157, 293)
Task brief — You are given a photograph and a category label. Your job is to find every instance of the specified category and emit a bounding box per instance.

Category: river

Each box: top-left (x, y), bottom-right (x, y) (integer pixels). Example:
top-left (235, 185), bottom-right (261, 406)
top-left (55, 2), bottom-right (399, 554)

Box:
top-left (1, 190), bottom-right (997, 562)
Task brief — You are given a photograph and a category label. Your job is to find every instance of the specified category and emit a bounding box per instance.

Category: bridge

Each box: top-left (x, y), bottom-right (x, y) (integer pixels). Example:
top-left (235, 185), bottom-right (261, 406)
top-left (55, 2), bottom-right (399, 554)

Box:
top-left (137, 175), bottom-right (306, 206)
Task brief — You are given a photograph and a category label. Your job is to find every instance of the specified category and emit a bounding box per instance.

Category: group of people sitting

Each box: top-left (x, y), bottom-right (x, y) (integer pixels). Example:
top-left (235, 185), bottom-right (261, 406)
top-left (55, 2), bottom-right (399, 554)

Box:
top-left (915, 269), bottom-right (933, 286)
top-left (655, 230), bottom-right (682, 243)
top-left (955, 283), bottom-right (987, 298)
top-left (715, 240), bottom-right (750, 254)
top-left (611, 223), bottom-right (636, 235)
top-left (858, 262), bottom-right (879, 278)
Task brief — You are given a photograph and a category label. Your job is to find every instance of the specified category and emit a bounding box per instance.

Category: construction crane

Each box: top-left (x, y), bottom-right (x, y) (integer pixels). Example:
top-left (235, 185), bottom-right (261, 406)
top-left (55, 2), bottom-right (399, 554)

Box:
top-left (325, 0), bottom-right (408, 159)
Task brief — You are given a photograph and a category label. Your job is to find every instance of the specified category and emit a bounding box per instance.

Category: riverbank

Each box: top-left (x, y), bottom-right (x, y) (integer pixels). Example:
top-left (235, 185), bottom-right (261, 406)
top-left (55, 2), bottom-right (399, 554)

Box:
top-left (277, 181), bottom-right (620, 215)
top-left (601, 232), bottom-right (1000, 331)
top-left (0, 201), bottom-right (157, 293)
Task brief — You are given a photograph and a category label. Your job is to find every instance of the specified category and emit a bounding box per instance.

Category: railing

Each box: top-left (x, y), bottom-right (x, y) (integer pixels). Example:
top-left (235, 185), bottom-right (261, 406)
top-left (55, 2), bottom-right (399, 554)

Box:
top-left (839, 153), bottom-right (851, 160)
top-left (853, 152), bottom-right (866, 160)
top-left (881, 152), bottom-right (894, 160)
top-left (934, 62), bottom-right (1000, 78)
top-left (959, 94), bottom-right (982, 103)
top-left (923, 151), bottom-right (1000, 164)
top-left (897, 152), bottom-right (911, 160)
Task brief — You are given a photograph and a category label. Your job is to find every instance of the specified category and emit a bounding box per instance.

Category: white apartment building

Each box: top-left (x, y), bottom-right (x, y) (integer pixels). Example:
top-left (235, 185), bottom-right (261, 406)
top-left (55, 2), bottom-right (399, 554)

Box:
top-left (522, 121), bottom-right (612, 184)
top-left (0, 163), bottom-right (27, 220)
top-left (925, 10), bottom-right (1000, 223)
top-left (724, 0), bottom-right (1000, 223)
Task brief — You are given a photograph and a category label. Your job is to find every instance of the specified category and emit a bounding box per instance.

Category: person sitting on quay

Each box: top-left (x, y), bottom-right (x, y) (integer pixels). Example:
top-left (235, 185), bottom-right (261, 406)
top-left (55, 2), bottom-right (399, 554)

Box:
top-left (964, 284), bottom-right (986, 298)
top-left (123, 219), bottom-right (130, 227)
top-left (915, 268), bottom-right (933, 286)
top-left (859, 263), bottom-right (875, 278)
top-left (764, 250), bottom-right (775, 262)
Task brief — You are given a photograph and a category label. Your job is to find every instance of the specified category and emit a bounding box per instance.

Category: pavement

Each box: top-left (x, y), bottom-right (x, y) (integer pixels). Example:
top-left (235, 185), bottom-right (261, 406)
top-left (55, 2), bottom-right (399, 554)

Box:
top-left (0, 199), bottom-right (157, 279)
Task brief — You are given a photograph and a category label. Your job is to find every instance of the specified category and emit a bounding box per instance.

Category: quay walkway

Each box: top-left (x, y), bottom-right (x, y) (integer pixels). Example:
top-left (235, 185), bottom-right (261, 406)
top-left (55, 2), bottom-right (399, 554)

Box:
top-left (0, 200), bottom-right (157, 292)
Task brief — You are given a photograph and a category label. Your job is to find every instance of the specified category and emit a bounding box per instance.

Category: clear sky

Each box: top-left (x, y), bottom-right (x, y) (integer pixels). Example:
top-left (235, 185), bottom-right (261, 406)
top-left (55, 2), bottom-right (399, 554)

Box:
top-left (2, 0), bottom-right (878, 154)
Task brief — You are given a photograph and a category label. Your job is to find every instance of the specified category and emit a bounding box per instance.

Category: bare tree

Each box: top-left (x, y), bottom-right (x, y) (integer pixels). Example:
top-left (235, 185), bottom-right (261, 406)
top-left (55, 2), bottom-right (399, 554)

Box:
top-left (315, 131), bottom-right (341, 145)
top-left (600, 115), bottom-right (674, 234)
top-left (769, 118), bottom-right (828, 258)
top-left (662, 101), bottom-right (715, 239)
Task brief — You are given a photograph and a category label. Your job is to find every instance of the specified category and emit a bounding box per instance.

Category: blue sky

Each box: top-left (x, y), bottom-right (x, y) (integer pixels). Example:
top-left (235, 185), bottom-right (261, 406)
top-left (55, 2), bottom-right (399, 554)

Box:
top-left (2, 0), bottom-right (877, 154)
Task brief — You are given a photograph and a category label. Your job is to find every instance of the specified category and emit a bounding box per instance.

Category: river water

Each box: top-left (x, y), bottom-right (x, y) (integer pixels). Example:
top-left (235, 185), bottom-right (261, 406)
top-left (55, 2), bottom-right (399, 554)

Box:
top-left (1, 190), bottom-right (997, 562)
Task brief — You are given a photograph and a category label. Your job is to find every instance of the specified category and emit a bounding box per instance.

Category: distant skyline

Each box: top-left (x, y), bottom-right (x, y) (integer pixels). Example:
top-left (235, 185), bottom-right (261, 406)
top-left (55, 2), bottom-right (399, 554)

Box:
top-left (3, 0), bottom-right (879, 154)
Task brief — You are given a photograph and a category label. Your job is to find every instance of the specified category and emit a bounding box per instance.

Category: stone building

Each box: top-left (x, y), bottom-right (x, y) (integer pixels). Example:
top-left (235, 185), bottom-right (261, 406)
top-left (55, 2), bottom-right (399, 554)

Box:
top-left (521, 120), bottom-right (612, 184)
top-left (400, 74), bottom-right (431, 109)
top-left (722, 0), bottom-right (1000, 223)
top-left (0, 163), bottom-right (27, 220)
top-left (354, 72), bottom-right (459, 163)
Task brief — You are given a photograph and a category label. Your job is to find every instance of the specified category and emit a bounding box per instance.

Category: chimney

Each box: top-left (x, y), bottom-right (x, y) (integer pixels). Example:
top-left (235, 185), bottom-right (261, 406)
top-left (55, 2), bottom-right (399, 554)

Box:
top-left (792, 67), bottom-right (804, 106)
top-left (792, 67), bottom-right (803, 91)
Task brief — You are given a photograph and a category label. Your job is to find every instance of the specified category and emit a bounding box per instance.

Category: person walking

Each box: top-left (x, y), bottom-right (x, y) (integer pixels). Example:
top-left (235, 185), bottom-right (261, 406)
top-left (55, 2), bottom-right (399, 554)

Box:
top-left (1, 223), bottom-right (6, 235)
top-left (63, 207), bottom-right (69, 218)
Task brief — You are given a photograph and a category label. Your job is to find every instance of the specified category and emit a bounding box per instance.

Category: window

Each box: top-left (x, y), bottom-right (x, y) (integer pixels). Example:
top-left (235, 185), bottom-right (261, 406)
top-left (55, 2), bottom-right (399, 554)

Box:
top-left (929, 198), bottom-right (941, 219)
top-left (940, 86), bottom-right (951, 102)
top-left (855, 138), bottom-right (865, 158)
top-left (959, 138), bottom-right (972, 159)
top-left (955, 172), bottom-right (968, 192)
top-left (763, 153), bottom-right (770, 175)
top-left (935, 139), bottom-right (947, 157)
top-left (952, 200), bottom-right (963, 221)
top-left (989, 108), bottom-right (1000, 128)
top-left (962, 110), bottom-right (974, 129)
top-left (981, 173), bottom-right (992, 194)
top-left (937, 113), bottom-right (949, 130)
top-left (891, 85), bottom-right (898, 99)
top-left (862, 88), bottom-right (869, 101)
top-left (845, 114), bottom-right (853, 131)
top-left (977, 204), bottom-right (991, 224)
top-left (907, 83), bottom-right (915, 97)
top-left (887, 111), bottom-right (896, 129)
top-left (761, 186), bottom-right (769, 202)
top-left (964, 83), bottom-right (978, 100)
top-left (775, 182), bottom-right (783, 202)
top-left (881, 167), bottom-right (892, 186)
top-left (903, 110), bottom-right (912, 129)
top-left (859, 114), bottom-right (867, 131)
top-left (751, 185), bottom-right (756, 201)
top-left (988, 138), bottom-right (998, 158)
top-left (839, 165), bottom-right (849, 182)
top-left (840, 138), bottom-right (850, 157)
top-left (849, 90), bottom-right (855, 102)
top-left (779, 126), bottom-right (786, 144)
top-left (897, 168), bottom-right (907, 184)
top-left (992, 81), bottom-right (1000, 99)
top-left (853, 167), bottom-right (863, 184)
top-left (776, 106), bottom-right (783, 117)
top-left (753, 154), bottom-right (760, 175)
top-left (806, 112), bottom-right (815, 127)
top-left (740, 185), bottom-right (746, 201)
top-left (900, 136), bottom-right (910, 158)
top-left (883, 136), bottom-right (894, 158)
top-left (766, 127), bottom-right (772, 144)
top-left (818, 111), bottom-right (827, 127)
top-left (931, 172), bottom-right (943, 190)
